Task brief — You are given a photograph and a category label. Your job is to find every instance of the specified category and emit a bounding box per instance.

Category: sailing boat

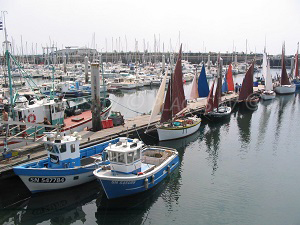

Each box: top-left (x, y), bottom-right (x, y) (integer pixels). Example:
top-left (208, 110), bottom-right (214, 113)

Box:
top-left (292, 42), bottom-right (300, 89)
top-left (238, 62), bottom-right (260, 108)
top-left (261, 51), bottom-right (275, 100)
top-left (156, 45), bottom-right (201, 141)
top-left (274, 43), bottom-right (296, 94)
top-left (205, 57), bottom-right (232, 118)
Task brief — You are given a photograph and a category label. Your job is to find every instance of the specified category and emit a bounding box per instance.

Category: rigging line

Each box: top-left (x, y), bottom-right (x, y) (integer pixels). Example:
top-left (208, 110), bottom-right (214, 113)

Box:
top-left (108, 98), bottom-right (145, 115)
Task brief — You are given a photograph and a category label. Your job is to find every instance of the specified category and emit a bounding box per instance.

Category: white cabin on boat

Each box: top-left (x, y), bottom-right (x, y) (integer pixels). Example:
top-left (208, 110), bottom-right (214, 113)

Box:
top-left (106, 137), bottom-right (144, 174)
top-left (43, 132), bottom-right (81, 168)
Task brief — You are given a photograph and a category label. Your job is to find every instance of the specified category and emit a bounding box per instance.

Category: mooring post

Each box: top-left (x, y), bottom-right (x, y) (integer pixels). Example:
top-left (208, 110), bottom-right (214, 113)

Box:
top-left (84, 56), bottom-right (89, 83)
top-left (63, 55), bottom-right (67, 74)
top-left (91, 62), bottom-right (103, 131)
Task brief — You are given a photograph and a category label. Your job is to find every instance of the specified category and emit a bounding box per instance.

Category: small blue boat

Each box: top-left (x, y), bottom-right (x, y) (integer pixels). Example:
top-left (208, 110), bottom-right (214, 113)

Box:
top-left (13, 132), bottom-right (132, 193)
top-left (93, 137), bottom-right (179, 199)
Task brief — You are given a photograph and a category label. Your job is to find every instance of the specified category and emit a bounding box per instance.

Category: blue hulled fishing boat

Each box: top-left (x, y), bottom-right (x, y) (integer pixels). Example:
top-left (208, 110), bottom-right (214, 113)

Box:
top-left (93, 137), bottom-right (179, 199)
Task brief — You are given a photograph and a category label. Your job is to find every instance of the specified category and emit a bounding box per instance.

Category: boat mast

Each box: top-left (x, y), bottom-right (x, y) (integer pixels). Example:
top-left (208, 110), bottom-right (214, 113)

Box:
top-left (2, 11), bottom-right (14, 117)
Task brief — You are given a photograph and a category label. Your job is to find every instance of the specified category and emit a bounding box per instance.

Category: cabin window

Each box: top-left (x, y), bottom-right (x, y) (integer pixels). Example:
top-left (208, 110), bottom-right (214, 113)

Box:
top-left (118, 153), bottom-right (126, 164)
top-left (110, 151), bottom-right (118, 162)
top-left (45, 144), bottom-right (59, 154)
top-left (134, 149), bottom-right (141, 161)
top-left (71, 144), bottom-right (76, 153)
top-left (60, 144), bottom-right (67, 153)
top-left (127, 152), bottom-right (134, 164)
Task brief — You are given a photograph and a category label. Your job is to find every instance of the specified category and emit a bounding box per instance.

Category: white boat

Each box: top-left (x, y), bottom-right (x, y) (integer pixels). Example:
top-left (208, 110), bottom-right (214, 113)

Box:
top-left (109, 77), bottom-right (137, 89)
top-left (157, 116), bottom-right (201, 141)
top-left (93, 137), bottom-right (179, 199)
top-left (274, 85), bottom-right (295, 94)
top-left (274, 43), bottom-right (296, 95)
top-left (261, 51), bottom-right (276, 100)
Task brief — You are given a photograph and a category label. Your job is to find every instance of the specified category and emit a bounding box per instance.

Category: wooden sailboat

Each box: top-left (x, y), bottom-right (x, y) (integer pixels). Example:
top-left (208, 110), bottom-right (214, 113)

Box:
top-left (261, 51), bottom-right (275, 100)
top-left (156, 45), bottom-right (201, 141)
top-left (238, 62), bottom-right (260, 108)
top-left (205, 57), bottom-right (232, 118)
top-left (274, 43), bottom-right (296, 94)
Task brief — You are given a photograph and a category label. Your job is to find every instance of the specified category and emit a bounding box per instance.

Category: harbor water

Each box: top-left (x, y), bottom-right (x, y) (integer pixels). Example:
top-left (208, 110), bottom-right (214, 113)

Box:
top-left (1, 71), bottom-right (300, 225)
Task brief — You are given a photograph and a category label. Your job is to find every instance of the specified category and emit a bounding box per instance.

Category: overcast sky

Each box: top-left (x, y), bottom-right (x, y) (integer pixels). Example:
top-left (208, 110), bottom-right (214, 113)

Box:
top-left (1, 0), bottom-right (300, 55)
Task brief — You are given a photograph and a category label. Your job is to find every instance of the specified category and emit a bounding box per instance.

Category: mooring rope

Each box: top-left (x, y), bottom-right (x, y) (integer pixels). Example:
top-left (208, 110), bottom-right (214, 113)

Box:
top-left (108, 98), bottom-right (146, 115)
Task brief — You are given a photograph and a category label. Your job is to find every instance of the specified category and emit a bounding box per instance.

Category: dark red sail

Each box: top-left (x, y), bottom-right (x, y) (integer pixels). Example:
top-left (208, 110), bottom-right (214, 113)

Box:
top-left (281, 45), bottom-right (291, 85)
top-left (160, 82), bottom-right (172, 123)
top-left (171, 44), bottom-right (187, 115)
top-left (213, 74), bottom-right (222, 110)
top-left (238, 63), bottom-right (254, 101)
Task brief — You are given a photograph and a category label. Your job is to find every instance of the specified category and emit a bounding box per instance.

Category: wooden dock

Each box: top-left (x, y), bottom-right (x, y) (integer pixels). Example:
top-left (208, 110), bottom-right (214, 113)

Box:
top-left (0, 86), bottom-right (263, 179)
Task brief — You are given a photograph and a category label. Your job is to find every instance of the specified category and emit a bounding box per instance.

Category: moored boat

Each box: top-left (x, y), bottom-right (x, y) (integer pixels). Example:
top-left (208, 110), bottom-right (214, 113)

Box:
top-left (13, 132), bottom-right (134, 193)
top-left (274, 43), bottom-right (296, 95)
top-left (261, 50), bottom-right (275, 100)
top-left (93, 137), bottom-right (179, 199)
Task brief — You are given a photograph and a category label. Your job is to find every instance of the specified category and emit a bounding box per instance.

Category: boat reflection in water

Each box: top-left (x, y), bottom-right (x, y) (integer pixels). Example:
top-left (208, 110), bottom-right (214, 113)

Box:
top-left (4, 181), bottom-right (100, 225)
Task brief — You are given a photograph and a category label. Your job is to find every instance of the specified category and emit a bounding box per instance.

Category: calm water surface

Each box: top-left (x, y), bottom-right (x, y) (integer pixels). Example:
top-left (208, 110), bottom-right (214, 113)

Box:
top-left (2, 70), bottom-right (300, 225)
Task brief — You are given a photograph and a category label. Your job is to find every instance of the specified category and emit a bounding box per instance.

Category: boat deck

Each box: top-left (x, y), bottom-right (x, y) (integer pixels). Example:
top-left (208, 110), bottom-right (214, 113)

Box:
top-left (64, 110), bottom-right (92, 128)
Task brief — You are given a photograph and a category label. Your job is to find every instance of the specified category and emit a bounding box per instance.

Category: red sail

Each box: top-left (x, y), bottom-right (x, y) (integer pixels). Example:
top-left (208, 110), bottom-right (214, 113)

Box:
top-left (205, 80), bottom-right (215, 114)
top-left (227, 64), bottom-right (234, 91)
top-left (281, 45), bottom-right (291, 85)
top-left (171, 44), bottom-right (187, 115)
top-left (238, 63), bottom-right (254, 101)
top-left (213, 75), bottom-right (222, 109)
top-left (160, 82), bottom-right (172, 123)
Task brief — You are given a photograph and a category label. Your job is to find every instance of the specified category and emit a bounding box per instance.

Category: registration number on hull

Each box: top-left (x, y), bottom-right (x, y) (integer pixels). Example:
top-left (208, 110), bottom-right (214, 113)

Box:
top-left (28, 177), bottom-right (66, 183)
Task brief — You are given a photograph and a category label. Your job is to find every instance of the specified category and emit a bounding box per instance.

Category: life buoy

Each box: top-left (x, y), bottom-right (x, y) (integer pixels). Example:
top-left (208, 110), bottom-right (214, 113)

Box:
top-left (28, 114), bottom-right (36, 123)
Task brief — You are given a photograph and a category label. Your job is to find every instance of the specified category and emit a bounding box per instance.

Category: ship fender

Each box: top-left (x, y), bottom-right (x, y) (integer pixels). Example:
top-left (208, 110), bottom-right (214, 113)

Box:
top-left (151, 174), bottom-right (155, 184)
top-left (144, 178), bottom-right (149, 189)
top-left (167, 165), bottom-right (171, 174)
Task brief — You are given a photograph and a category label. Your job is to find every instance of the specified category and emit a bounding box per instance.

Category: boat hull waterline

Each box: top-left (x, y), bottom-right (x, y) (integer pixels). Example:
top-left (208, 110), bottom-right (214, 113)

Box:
top-left (157, 118), bottom-right (201, 141)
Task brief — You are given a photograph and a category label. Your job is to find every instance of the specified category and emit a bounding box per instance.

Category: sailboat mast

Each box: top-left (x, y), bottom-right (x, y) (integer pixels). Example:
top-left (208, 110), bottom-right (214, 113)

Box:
top-left (2, 12), bottom-right (14, 115)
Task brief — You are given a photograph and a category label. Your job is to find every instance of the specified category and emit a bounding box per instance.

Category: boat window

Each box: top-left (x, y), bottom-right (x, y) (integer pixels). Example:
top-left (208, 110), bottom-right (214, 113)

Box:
top-left (71, 144), bottom-right (76, 153)
top-left (45, 144), bottom-right (59, 154)
top-left (134, 148), bottom-right (141, 161)
top-left (127, 152), bottom-right (134, 164)
top-left (51, 106), bottom-right (55, 113)
top-left (60, 144), bottom-right (67, 153)
top-left (118, 153), bottom-right (126, 164)
top-left (110, 151), bottom-right (118, 162)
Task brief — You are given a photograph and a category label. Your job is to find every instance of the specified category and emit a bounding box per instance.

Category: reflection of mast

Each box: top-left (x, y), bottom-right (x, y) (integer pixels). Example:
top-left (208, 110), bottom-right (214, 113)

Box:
top-left (237, 108), bottom-right (254, 147)
top-left (256, 102), bottom-right (272, 147)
